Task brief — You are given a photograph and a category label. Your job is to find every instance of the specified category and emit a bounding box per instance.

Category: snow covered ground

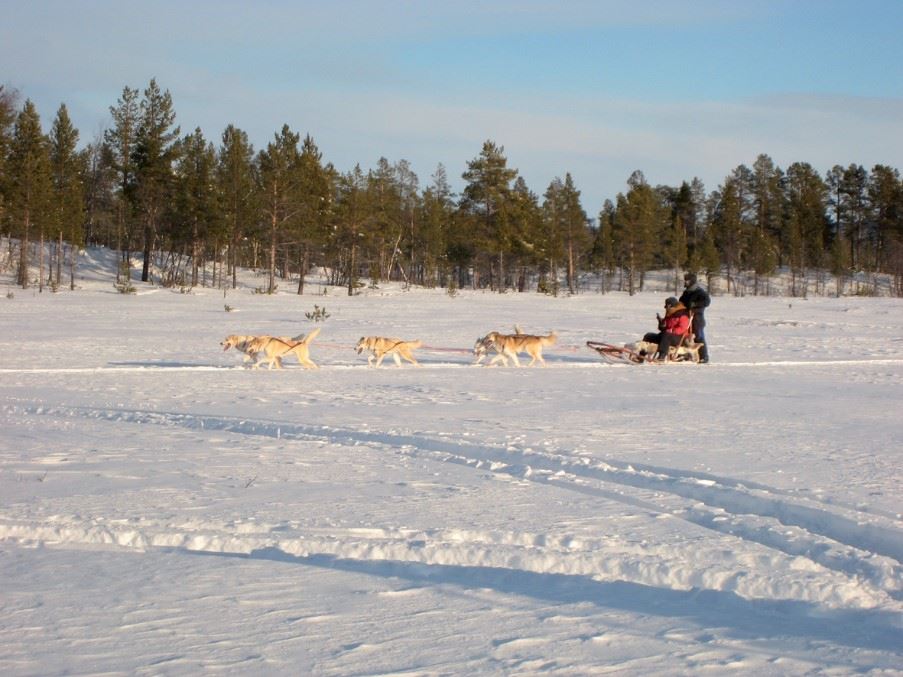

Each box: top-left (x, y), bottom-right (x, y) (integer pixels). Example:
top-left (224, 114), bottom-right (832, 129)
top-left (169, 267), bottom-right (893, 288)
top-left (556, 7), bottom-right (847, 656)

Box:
top-left (1, 250), bottom-right (901, 675)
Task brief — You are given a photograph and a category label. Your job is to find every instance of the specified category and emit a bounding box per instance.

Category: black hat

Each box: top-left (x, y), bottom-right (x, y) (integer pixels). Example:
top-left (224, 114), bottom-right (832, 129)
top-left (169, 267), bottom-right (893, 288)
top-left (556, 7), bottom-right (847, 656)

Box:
top-left (665, 297), bottom-right (679, 308)
top-left (684, 272), bottom-right (697, 285)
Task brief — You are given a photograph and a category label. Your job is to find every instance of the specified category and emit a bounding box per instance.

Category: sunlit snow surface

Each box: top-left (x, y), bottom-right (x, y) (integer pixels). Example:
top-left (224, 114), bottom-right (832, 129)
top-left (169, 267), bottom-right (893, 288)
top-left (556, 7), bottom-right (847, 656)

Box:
top-left (1, 251), bottom-right (901, 675)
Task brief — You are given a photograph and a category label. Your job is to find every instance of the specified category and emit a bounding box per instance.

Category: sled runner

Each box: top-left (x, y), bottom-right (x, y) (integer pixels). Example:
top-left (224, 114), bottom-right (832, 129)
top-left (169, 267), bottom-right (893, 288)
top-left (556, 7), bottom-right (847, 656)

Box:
top-left (585, 341), bottom-right (650, 364)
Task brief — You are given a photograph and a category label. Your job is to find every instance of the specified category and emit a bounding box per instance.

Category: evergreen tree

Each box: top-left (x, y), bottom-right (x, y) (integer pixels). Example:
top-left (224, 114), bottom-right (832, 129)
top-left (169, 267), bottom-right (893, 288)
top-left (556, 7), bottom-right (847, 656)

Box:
top-left (0, 85), bottom-right (20, 228)
top-left (133, 78), bottom-right (180, 283)
top-left (785, 162), bottom-right (829, 292)
top-left (257, 124), bottom-right (301, 293)
top-left (105, 86), bottom-right (140, 279)
top-left (81, 136), bottom-right (116, 250)
top-left (366, 157), bottom-right (405, 283)
top-left (542, 173), bottom-right (588, 294)
top-left (333, 164), bottom-right (368, 294)
top-left (49, 103), bottom-right (85, 290)
top-left (838, 164), bottom-right (869, 270)
top-left (460, 140), bottom-right (518, 291)
top-left (393, 158), bottom-right (420, 286)
top-left (867, 164), bottom-right (902, 272)
top-left (417, 163), bottom-right (454, 287)
top-left (748, 154), bottom-right (783, 293)
top-left (591, 199), bottom-right (616, 292)
top-left (612, 171), bottom-right (664, 295)
top-left (8, 100), bottom-right (52, 288)
top-left (508, 176), bottom-right (542, 292)
top-left (174, 127), bottom-right (218, 286)
top-left (662, 181), bottom-right (697, 289)
top-left (216, 124), bottom-right (257, 288)
top-left (711, 180), bottom-right (743, 294)
top-left (290, 134), bottom-right (333, 294)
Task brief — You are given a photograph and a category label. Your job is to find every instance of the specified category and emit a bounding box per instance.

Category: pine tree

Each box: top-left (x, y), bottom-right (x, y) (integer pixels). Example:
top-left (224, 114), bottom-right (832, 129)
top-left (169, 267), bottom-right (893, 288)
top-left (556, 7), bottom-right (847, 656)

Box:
top-left (105, 86), bottom-right (140, 280)
top-left (216, 124), bottom-right (256, 289)
top-left (333, 165), bottom-right (368, 294)
top-left (839, 164), bottom-right (869, 271)
top-left (867, 165), bottom-right (902, 272)
top-left (591, 200), bottom-right (616, 292)
top-left (785, 162), bottom-right (829, 292)
top-left (0, 85), bottom-right (20, 227)
top-left (612, 171), bottom-right (664, 295)
top-left (49, 103), bottom-right (85, 290)
top-left (8, 100), bottom-right (52, 288)
top-left (133, 78), bottom-right (180, 283)
top-left (460, 141), bottom-right (518, 291)
top-left (257, 124), bottom-right (301, 293)
top-left (748, 154), bottom-right (783, 293)
top-left (366, 157), bottom-right (405, 283)
top-left (393, 158), bottom-right (420, 287)
top-left (81, 136), bottom-right (116, 252)
top-left (418, 163), bottom-right (454, 287)
top-left (174, 127), bottom-right (218, 286)
top-left (711, 180), bottom-right (743, 294)
top-left (542, 173), bottom-right (588, 294)
top-left (294, 134), bottom-right (333, 293)
top-left (508, 176), bottom-right (542, 292)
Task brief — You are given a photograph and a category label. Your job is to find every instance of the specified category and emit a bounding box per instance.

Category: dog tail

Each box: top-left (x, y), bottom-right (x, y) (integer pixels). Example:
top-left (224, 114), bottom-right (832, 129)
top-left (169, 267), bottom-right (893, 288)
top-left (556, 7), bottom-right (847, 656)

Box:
top-left (298, 326), bottom-right (322, 344)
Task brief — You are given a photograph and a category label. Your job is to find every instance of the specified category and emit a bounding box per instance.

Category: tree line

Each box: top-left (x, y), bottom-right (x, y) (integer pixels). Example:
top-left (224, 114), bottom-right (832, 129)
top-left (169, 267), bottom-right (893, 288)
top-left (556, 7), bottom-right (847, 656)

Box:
top-left (2, 79), bottom-right (901, 297)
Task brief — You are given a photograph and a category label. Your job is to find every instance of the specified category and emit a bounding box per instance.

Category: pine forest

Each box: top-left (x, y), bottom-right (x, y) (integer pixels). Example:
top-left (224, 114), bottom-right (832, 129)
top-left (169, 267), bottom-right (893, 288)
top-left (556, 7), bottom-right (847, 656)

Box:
top-left (1, 80), bottom-right (901, 297)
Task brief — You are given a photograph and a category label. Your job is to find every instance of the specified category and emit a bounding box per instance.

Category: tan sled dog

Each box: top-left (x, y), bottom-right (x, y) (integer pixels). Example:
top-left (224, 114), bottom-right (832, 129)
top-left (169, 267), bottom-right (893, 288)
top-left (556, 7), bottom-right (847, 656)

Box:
top-left (356, 336), bottom-right (422, 367)
top-left (473, 325), bottom-right (523, 365)
top-left (475, 330), bottom-right (557, 367)
top-left (221, 334), bottom-right (263, 365)
top-left (223, 327), bottom-right (321, 369)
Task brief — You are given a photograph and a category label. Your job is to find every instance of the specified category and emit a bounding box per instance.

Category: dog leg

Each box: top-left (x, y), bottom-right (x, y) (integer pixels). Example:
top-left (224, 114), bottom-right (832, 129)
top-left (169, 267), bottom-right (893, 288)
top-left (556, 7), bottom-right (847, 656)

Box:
top-left (391, 353), bottom-right (402, 367)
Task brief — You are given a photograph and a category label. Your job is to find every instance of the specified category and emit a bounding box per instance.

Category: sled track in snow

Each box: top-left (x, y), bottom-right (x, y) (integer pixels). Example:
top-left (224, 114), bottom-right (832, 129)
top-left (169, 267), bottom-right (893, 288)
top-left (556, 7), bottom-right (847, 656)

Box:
top-left (1, 357), bottom-right (903, 374)
top-left (4, 402), bottom-right (902, 605)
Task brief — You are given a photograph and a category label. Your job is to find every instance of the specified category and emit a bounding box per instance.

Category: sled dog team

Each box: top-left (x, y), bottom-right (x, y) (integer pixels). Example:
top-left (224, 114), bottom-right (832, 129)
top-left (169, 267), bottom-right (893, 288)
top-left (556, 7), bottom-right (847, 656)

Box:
top-left (221, 326), bottom-right (557, 370)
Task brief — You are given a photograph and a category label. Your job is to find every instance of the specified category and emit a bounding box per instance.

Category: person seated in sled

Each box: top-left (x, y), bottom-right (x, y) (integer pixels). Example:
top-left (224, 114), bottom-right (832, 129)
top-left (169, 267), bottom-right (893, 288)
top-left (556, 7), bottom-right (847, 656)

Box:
top-left (642, 297), bottom-right (691, 361)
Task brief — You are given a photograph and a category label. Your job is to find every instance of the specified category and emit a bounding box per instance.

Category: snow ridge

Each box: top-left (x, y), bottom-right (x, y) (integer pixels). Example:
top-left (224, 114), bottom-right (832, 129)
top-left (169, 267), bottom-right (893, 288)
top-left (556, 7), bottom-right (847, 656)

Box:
top-left (4, 402), bottom-right (901, 610)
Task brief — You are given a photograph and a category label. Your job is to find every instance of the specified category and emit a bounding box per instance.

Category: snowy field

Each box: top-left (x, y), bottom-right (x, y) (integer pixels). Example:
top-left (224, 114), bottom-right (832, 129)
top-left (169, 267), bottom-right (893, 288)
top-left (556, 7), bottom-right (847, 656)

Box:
top-left (1, 250), bottom-right (902, 675)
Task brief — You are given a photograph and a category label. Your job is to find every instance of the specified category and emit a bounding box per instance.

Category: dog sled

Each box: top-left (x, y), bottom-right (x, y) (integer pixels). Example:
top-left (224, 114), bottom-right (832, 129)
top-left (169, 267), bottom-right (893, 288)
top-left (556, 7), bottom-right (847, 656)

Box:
top-left (586, 338), bottom-right (702, 364)
top-left (586, 310), bottom-right (702, 365)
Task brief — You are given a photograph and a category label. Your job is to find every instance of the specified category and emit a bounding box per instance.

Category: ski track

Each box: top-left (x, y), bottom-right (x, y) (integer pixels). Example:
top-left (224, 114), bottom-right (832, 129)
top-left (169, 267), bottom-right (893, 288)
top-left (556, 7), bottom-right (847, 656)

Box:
top-left (3, 402), bottom-right (901, 613)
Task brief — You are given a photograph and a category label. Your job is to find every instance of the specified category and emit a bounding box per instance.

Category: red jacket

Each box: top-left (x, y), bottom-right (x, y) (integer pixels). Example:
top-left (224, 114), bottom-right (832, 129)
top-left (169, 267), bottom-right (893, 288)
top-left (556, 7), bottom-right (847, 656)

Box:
top-left (661, 304), bottom-right (690, 335)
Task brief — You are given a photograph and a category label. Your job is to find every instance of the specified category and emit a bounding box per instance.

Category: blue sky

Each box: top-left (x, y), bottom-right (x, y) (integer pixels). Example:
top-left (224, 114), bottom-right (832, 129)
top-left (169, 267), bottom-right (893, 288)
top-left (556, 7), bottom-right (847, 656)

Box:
top-left (3, 0), bottom-right (902, 214)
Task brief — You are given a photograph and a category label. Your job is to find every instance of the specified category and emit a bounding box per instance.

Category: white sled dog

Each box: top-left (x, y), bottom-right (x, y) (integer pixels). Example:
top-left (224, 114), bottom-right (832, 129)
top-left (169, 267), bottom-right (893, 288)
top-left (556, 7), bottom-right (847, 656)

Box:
top-left (222, 327), bottom-right (321, 369)
top-left (474, 328), bottom-right (557, 367)
top-left (356, 336), bottom-right (422, 367)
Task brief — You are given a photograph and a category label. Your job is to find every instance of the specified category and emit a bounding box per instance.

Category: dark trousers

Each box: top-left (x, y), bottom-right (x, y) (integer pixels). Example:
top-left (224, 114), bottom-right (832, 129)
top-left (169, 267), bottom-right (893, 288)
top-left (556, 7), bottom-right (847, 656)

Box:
top-left (692, 314), bottom-right (709, 361)
top-left (643, 331), bottom-right (683, 359)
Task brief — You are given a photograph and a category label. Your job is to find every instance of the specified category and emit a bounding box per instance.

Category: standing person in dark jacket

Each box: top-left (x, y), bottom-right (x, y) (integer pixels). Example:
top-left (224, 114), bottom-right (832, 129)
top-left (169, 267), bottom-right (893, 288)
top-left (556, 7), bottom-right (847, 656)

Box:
top-left (679, 272), bottom-right (711, 363)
